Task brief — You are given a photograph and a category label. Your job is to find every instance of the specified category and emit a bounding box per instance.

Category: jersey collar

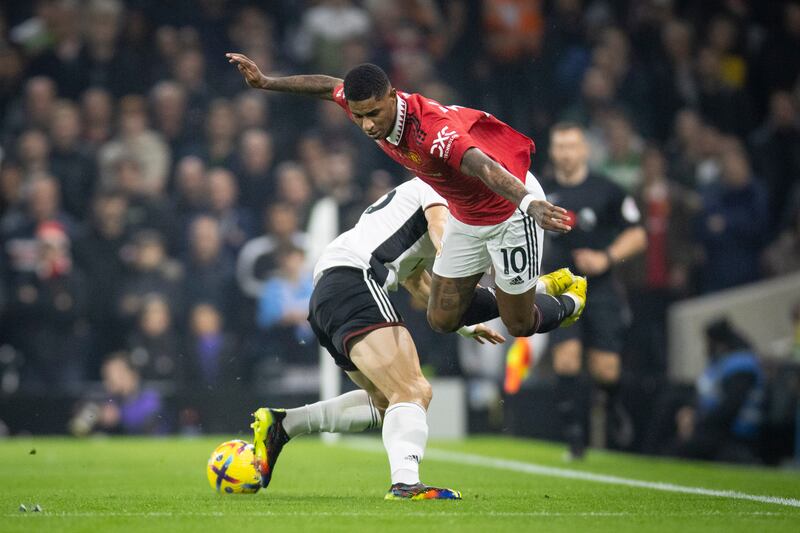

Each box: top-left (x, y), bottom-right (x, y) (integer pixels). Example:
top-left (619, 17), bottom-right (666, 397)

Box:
top-left (385, 94), bottom-right (407, 146)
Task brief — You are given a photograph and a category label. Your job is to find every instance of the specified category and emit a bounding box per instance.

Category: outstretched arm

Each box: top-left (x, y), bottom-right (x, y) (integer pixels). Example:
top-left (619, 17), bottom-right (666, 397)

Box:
top-left (460, 147), bottom-right (572, 233)
top-left (226, 53), bottom-right (342, 101)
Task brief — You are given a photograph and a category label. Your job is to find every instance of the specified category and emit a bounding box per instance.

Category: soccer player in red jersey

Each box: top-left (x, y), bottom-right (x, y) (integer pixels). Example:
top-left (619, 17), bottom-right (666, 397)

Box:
top-left (228, 53), bottom-right (587, 496)
top-left (227, 53), bottom-right (583, 334)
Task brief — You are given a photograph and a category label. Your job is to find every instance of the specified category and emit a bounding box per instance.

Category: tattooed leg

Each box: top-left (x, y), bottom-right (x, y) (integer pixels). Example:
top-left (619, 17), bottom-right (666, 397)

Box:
top-left (427, 273), bottom-right (483, 333)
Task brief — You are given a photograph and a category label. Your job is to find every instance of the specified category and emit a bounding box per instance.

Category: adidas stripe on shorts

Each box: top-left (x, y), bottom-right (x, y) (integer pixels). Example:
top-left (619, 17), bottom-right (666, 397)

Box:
top-left (432, 172), bottom-right (545, 295)
top-left (308, 266), bottom-right (404, 371)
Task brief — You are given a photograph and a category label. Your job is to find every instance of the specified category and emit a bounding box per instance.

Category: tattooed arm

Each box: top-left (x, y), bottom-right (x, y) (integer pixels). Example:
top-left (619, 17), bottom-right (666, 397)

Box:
top-left (226, 53), bottom-right (342, 101)
top-left (459, 147), bottom-right (571, 233)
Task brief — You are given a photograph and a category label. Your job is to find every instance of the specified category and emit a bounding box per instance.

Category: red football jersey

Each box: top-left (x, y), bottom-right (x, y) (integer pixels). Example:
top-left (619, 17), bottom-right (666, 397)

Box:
top-left (332, 84), bottom-right (535, 226)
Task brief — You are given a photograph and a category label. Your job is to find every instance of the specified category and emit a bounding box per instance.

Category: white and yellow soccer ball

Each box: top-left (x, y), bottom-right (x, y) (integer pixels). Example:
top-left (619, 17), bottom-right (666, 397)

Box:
top-left (207, 440), bottom-right (262, 494)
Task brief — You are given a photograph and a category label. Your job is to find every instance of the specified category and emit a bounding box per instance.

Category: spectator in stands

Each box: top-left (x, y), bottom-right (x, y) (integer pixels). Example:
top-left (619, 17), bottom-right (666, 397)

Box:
top-left (185, 302), bottom-right (238, 388)
top-left (81, 0), bottom-right (148, 97)
top-left (256, 244), bottom-right (315, 364)
top-left (0, 47), bottom-right (24, 128)
top-left (24, 0), bottom-right (83, 99)
top-left (73, 190), bottom-right (129, 371)
top-left (111, 155), bottom-right (177, 249)
top-left (172, 48), bottom-right (210, 139)
top-left (236, 202), bottom-right (307, 300)
top-left (751, 1), bottom-right (800, 110)
top-left (2, 76), bottom-right (57, 143)
top-left (665, 108), bottom-right (704, 188)
top-left (234, 128), bottom-right (275, 211)
top-left (234, 92), bottom-right (270, 131)
top-left (597, 111), bottom-right (643, 194)
top-left (650, 19), bottom-right (698, 140)
top-left (70, 352), bottom-right (166, 435)
top-left (80, 86), bottom-right (114, 149)
top-left (16, 128), bottom-right (51, 178)
top-left (183, 215), bottom-right (235, 313)
top-left (695, 145), bottom-right (768, 293)
top-left (480, 0), bottom-right (544, 135)
top-left (149, 80), bottom-right (197, 160)
top-left (1, 175), bottom-right (76, 265)
top-left (6, 220), bottom-right (87, 391)
top-left (695, 46), bottom-right (751, 138)
top-left (0, 163), bottom-right (24, 220)
top-left (273, 162), bottom-right (313, 225)
top-left (98, 95), bottom-right (170, 197)
top-left (647, 318), bottom-right (764, 463)
top-left (207, 166), bottom-right (254, 255)
top-left (292, 0), bottom-right (371, 73)
top-left (172, 156), bottom-right (208, 237)
top-left (592, 27), bottom-right (653, 136)
top-left (203, 98), bottom-right (237, 169)
top-left (561, 66), bottom-right (618, 134)
top-left (761, 206), bottom-right (800, 278)
top-left (749, 91), bottom-right (800, 233)
top-left (48, 100), bottom-right (96, 219)
top-left (127, 294), bottom-right (181, 382)
top-left (623, 146), bottom-right (698, 376)
top-left (117, 230), bottom-right (183, 327)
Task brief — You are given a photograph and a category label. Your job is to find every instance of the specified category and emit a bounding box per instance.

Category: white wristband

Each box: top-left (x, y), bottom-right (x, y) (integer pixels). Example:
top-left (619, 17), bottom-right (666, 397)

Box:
top-left (519, 194), bottom-right (536, 213)
top-left (457, 324), bottom-right (477, 337)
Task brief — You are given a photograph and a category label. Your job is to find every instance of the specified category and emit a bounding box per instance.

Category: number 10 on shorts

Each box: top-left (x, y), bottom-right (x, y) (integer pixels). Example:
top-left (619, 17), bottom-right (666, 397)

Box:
top-left (501, 247), bottom-right (527, 275)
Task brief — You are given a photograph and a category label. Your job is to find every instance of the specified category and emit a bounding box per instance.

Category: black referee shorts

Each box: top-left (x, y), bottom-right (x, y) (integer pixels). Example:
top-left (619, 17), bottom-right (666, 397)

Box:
top-left (307, 267), bottom-right (405, 371)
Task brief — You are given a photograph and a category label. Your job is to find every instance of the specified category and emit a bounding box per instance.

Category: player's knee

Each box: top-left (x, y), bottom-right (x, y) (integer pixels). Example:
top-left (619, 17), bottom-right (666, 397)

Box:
top-left (427, 309), bottom-right (460, 334)
top-left (389, 377), bottom-right (432, 409)
top-left (503, 317), bottom-right (536, 338)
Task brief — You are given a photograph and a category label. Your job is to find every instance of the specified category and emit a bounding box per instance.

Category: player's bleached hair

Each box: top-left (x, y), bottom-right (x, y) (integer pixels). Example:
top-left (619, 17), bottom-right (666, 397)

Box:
top-left (343, 63), bottom-right (391, 101)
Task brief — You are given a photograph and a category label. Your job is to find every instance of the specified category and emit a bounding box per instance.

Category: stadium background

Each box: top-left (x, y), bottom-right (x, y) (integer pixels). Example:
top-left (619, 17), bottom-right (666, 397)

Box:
top-left (0, 0), bottom-right (798, 465)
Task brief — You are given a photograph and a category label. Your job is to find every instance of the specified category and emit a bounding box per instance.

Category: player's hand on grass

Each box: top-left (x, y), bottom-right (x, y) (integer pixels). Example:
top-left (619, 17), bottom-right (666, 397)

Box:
top-left (527, 200), bottom-right (572, 233)
top-left (226, 52), bottom-right (267, 89)
top-left (458, 323), bottom-right (506, 344)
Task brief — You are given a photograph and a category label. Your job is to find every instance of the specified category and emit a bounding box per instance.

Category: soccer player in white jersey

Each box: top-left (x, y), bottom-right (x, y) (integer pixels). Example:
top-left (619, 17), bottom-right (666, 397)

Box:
top-left (251, 179), bottom-right (582, 500)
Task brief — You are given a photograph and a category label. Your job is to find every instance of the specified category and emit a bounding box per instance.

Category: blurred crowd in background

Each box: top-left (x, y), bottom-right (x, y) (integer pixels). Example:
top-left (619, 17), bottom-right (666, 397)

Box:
top-left (0, 0), bottom-right (799, 449)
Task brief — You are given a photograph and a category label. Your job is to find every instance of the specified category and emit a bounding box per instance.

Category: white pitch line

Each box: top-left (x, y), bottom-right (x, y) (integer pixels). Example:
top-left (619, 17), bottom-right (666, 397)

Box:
top-left (343, 439), bottom-right (800, 509)
top-left (3, 511), bottom-right (790, 518)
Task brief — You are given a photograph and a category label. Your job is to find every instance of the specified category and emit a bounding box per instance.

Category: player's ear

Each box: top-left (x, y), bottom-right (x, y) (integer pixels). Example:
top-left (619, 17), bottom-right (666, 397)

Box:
top-left (388, 87), bottom-right (396, 100)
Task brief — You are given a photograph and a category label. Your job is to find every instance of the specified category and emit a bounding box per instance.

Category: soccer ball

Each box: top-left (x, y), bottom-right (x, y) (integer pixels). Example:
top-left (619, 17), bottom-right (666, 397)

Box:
top-left (206, 440), bottom-right (262, 494)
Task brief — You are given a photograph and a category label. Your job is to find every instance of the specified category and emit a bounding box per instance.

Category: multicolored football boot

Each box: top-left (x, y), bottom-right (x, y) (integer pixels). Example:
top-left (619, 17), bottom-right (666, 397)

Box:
top-left (384, 482), bottom-right (462, 501)
top-left (251, 407), bottom-right (290, 489)
top-left (560, 276), bottom-right (587, 328)
top-left (539, 267), bottom-right (577, 296)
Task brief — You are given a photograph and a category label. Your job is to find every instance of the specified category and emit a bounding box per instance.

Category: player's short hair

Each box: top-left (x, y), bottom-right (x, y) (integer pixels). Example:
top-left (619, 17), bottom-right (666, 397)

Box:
top-left (343, 63), bottom-right (391, 102)
top-left (550, 121), bottom-right (585, 136)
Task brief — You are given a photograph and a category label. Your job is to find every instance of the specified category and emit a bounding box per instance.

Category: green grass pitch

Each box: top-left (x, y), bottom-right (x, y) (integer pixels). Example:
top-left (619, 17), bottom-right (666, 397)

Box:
top-left (1, 435), bottom-right (799, 532)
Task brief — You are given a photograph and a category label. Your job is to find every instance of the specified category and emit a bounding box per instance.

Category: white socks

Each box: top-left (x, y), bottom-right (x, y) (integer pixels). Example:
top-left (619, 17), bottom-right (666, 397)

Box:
top-left (282, 390), bottom-right (382, 438)
top-left (382, 402), bottom-right (428, 486)
top-left (281, 393), bottom-right (429, 486)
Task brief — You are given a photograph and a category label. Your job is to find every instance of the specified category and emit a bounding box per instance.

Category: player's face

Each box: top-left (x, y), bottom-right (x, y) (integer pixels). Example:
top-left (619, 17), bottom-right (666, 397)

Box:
top-left (550, 129), bottom-right (589, 175)
top-left (348, 88), bottom-right (397, 140)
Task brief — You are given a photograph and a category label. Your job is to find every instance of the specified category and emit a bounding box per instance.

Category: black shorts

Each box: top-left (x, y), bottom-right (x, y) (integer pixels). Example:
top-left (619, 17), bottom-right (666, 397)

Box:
top-left (308, 267), bottom-right (405, 371)
top-left (548, 280), bottom-right (628, 353)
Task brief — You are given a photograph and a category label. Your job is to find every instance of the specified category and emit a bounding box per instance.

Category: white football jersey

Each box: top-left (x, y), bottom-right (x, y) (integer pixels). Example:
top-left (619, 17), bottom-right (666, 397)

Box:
top-left (314, 178), bottom-right (447, 288)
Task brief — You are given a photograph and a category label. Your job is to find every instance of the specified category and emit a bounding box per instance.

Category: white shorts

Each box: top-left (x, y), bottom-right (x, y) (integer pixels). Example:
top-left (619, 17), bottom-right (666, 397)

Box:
top-left (432, 173), bottom-right (545, 295)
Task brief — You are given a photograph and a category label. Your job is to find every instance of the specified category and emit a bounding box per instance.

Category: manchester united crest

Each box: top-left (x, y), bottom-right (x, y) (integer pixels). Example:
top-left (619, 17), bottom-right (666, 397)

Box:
top-left (403, 150), bottom-right (422, 164)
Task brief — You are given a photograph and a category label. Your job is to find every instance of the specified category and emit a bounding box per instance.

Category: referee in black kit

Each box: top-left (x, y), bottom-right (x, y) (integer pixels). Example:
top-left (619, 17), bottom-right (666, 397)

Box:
top-left (541, 122), bottom-right (647, 459)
